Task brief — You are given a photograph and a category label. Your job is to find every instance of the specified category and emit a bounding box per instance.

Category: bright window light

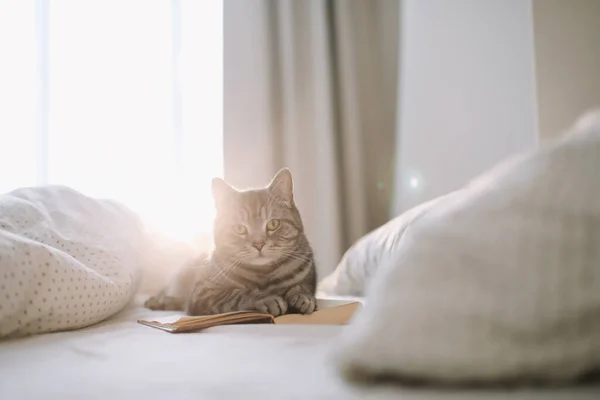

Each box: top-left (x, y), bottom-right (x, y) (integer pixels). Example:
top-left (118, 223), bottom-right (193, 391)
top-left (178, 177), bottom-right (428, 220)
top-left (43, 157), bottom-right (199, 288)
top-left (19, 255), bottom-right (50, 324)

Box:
top-left (0, 0), bottom-right (223, 243)
top-left (0, 1), bottom-right (38, 191)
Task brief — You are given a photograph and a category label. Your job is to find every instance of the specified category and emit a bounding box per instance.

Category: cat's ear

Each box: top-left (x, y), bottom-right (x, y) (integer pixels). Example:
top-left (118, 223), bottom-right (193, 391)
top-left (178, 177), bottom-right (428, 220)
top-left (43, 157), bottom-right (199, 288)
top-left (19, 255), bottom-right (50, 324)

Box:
top-left (268, 168), bottom-right (294, 205)
top-left (212, 177), bottom-right (237, 206)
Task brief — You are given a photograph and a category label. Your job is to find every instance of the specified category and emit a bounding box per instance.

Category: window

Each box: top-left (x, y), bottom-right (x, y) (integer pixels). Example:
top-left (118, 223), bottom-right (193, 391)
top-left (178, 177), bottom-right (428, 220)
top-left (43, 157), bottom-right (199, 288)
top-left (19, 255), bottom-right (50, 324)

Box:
top-left (0, 0), bottom-right (223, 242)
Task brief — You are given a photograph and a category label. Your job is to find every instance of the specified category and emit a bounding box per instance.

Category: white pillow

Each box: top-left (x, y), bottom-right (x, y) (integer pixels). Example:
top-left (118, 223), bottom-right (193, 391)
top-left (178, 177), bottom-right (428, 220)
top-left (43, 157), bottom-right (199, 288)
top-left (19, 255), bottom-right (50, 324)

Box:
top-left (333, 109), bottom-right (600, 385)
top-left (317, 195), bottom-right (450, 297)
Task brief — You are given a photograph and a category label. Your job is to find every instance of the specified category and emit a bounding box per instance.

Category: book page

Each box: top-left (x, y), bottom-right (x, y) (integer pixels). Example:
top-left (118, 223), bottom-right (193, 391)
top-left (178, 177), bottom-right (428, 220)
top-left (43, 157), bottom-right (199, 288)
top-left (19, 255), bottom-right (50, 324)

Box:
top-left (142, 311), bottom-right (270, 326)
top-left (315, 298), bottom-right (362, 309)
top-left (274, 301), bottom-right (361, 325)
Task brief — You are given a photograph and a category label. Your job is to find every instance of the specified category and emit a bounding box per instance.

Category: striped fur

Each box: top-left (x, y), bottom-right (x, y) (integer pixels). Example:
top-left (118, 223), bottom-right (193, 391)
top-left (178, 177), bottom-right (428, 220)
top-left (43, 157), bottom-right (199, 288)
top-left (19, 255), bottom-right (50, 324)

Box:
top-left (144, 168), bottom-right (317, 317)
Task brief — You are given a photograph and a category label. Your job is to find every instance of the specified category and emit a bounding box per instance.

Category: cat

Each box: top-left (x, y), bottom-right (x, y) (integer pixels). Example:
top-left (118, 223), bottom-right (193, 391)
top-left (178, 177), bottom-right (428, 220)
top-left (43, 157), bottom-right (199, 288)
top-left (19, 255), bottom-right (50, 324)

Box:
top-left (144, 168), bottom-right (317, 317)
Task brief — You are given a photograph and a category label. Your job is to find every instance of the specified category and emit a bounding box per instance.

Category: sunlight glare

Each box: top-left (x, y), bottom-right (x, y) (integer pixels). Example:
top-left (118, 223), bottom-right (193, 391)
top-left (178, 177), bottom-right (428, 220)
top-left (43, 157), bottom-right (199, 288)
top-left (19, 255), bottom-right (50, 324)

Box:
top-left (45, 0), bottom-right (223, 243)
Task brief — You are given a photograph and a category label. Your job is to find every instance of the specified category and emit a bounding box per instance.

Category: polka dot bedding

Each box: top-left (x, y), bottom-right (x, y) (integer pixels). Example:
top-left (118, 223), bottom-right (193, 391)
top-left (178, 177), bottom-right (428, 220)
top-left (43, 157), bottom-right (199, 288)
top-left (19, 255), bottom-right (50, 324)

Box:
top-left (0, 186), bottom-right (146, 338)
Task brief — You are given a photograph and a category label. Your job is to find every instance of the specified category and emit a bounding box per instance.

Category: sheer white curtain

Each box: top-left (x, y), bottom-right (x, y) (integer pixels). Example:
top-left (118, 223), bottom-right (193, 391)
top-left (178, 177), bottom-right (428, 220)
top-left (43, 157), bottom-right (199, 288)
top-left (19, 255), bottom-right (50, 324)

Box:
top-left (0, 0), bottom-right (223, 242)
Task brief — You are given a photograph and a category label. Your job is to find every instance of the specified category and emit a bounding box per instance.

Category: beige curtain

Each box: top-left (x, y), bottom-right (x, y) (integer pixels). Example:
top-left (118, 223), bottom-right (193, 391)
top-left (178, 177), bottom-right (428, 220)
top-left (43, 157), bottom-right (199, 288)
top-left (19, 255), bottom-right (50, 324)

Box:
top-left (224, 0), bottom-right (399, 277)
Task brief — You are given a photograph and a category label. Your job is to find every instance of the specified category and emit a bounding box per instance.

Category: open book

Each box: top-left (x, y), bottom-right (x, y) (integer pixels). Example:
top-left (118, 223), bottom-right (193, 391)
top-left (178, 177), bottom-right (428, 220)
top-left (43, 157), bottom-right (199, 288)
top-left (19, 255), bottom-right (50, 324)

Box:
top-left (138, 298), bottom-right (361, 333)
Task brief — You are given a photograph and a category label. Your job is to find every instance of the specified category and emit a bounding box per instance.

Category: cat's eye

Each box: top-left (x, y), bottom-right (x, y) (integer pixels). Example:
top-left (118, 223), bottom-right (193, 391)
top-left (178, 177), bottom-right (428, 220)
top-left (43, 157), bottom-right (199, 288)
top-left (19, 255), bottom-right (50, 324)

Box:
top-left (266, 219), bottom-right (280, 231)
top-left (233, 224), bottom-right (247, 235)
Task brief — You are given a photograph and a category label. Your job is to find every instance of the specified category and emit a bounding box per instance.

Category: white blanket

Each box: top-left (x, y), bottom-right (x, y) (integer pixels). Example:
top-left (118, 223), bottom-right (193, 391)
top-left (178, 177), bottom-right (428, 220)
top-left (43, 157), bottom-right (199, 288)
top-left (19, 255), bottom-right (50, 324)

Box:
top-left (1, 296), bottom-right (598, 400)
top-left (318, 194), bottom-right (452, 297)
top-left (0, 186), bottom-right (147, 338)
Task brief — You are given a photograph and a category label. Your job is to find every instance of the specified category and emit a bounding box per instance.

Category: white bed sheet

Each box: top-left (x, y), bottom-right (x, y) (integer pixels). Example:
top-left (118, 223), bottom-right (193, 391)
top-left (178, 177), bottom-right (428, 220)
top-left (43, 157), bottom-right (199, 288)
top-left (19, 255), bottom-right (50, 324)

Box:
top-left (1, 296), bottom-right (599, 400)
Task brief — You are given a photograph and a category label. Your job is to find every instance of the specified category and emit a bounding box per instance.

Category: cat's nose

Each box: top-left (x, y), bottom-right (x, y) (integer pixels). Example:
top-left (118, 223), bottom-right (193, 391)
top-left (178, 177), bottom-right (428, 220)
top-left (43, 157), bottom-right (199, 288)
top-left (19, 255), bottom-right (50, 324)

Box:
top-left (252, 241), bottom-right (265, 251)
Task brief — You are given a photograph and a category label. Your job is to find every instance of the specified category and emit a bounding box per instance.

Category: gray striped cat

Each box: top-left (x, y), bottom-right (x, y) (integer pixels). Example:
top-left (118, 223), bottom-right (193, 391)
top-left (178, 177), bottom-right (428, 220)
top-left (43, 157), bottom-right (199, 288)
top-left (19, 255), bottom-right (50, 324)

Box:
top-left (144, 168), bottom-right (317, 317)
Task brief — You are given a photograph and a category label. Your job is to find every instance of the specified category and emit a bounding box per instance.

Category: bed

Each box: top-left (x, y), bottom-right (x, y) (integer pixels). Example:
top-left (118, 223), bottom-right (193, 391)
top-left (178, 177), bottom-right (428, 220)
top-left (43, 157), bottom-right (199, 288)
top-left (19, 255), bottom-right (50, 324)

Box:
top-left (3, 111), bottom-right (600, 398)
top-left (1, 294), bottom-right (599, 400)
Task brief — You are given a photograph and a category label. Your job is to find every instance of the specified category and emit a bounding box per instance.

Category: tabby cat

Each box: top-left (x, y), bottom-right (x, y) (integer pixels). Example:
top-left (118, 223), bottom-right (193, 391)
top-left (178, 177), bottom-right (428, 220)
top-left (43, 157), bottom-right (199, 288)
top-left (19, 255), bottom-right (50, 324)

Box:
top-left (144, 168), bottom-right (317, 317)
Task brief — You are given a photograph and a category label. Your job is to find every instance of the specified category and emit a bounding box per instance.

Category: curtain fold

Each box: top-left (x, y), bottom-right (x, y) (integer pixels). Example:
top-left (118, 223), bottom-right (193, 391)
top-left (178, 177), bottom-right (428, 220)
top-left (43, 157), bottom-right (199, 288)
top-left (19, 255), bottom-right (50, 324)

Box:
top-left (224, 0), bottom-right (399, 276)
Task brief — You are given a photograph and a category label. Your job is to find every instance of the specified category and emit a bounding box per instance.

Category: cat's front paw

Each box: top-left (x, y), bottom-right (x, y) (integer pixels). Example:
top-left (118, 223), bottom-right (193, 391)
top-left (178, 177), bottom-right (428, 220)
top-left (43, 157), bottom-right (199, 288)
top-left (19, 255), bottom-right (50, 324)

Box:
top-left (144, 295), bottom-right (183, 311)
top-left (286, 292), bottom-right (317, 314)
top-left (254, 295), bottom-right (288, 317)
top-left (144, 295), bottom-right (163, 310)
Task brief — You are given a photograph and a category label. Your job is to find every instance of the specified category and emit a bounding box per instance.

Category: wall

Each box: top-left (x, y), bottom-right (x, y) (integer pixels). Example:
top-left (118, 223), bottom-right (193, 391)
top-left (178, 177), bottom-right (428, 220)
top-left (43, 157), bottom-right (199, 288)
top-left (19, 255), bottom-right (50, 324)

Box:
top-left (533, 0), bottom-right (600, 141)
top-left (393, 0), bottom-right (538, 214)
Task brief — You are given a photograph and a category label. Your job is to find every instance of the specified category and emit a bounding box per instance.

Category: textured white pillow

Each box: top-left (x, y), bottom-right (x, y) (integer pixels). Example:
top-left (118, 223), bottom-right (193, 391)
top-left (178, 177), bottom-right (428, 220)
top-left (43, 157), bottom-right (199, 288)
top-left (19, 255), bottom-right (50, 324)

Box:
top-left (333, 110), bottom-right (600, 384)
top-left (0, 186), bottom-right (146, 338)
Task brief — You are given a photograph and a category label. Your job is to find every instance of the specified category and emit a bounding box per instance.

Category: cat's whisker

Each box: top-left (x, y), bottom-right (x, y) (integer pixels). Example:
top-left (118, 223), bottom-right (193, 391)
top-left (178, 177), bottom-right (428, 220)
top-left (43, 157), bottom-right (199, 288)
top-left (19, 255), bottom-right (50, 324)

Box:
top-left (277, 251), bottom-right (314, 264)
top-left (201, 259), bottom-right (241, 289)
top-left (212, 260), bottom-right (242, 282)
